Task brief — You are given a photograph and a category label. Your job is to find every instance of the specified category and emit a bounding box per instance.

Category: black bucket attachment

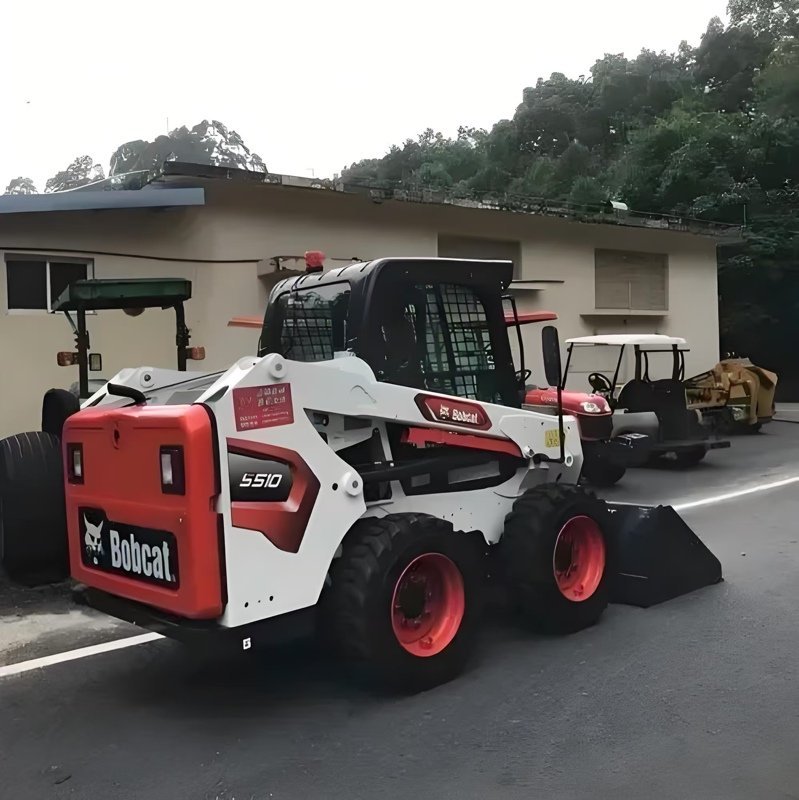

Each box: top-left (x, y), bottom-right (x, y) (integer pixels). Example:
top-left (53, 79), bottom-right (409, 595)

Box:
top-left (605, 503), bottom-right (722, 608)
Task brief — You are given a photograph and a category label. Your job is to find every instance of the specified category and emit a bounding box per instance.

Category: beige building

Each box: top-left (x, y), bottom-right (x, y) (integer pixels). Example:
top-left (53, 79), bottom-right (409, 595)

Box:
top-left (0, 162), bottom-right (739, 438)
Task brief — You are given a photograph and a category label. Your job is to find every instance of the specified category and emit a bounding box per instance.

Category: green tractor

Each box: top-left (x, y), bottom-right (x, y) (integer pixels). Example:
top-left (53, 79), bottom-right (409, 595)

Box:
top-left (0, 277), bottom-right (207, 586)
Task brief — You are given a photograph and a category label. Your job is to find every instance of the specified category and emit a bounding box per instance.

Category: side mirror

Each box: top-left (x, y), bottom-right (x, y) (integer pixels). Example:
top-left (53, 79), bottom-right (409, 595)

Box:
top-left (541, 325), bottom-right (562, 388)
top-left (57, 351), bottom-right (77, 366)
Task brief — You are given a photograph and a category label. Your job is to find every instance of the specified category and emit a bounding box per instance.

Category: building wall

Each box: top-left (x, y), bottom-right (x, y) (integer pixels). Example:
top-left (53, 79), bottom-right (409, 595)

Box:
top-left (0, 182), bottom-right (719, 436)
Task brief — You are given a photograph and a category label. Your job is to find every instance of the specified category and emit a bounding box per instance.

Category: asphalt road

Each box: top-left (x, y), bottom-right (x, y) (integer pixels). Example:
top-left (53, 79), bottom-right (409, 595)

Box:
top-left (2, 421), bottom-right (799, 799)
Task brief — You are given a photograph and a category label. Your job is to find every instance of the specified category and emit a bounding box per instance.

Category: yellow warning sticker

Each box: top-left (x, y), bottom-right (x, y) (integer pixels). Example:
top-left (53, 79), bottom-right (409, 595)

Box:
top-left (544, 429), bottom-right (561, 448)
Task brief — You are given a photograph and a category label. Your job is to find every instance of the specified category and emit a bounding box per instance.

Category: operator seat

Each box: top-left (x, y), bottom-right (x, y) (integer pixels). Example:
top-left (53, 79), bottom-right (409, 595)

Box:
top-left (648, 378), bottom-right (701, 439)
top-left (616, 379), bottom-right (654, 412)
top-left (380, 296), bottom-right (425, 389)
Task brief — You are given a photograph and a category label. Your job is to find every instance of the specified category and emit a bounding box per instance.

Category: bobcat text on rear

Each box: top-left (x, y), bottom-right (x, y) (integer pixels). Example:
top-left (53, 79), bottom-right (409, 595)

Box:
top-left (110, 530), bottom-right (175, 583)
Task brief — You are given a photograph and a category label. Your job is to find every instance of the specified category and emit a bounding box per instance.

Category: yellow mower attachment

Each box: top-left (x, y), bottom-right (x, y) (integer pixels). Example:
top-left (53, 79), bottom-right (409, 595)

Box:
top-left (686, 357), bottom-right (778, 432)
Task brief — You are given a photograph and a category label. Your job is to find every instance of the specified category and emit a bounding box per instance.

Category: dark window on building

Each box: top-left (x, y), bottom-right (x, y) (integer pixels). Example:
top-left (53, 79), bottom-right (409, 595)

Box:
top-left (6, 259), bottom-right (47, 310)
top-left (49, 261), bottom-right (89, 308)
top-left (275, 282), bottom-right (351, 362)
top-left (5, 255), bottom-right (91, 311)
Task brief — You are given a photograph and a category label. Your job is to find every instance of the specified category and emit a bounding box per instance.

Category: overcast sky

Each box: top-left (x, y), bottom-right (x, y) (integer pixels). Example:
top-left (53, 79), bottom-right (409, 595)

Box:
top-left (1, 0), bottom-right (729, 192)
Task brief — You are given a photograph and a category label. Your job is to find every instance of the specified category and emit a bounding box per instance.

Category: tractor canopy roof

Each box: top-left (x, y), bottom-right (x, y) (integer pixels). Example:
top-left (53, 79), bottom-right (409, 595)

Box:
top-left (566, 333), bottom-right (687, 348)
top-left (53, 278), bottom-right (192, 312)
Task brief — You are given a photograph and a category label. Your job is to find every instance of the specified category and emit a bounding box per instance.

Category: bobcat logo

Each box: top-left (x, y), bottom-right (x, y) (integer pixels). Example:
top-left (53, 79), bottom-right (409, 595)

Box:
top-left (83, 515), bottom-right (104, 564)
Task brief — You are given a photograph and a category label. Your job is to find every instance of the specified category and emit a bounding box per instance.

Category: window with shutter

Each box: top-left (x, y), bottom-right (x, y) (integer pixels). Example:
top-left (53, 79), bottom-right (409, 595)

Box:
top-left (594, 249), bottom-right (667, 310)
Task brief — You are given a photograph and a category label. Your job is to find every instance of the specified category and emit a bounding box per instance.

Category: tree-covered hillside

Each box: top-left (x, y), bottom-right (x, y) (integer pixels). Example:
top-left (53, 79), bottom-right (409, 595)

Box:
top-left (341, 0), bottom-right (799, 394)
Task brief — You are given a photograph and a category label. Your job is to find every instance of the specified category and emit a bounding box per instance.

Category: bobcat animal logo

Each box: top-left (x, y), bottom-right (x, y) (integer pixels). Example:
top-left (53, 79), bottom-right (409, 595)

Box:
top-left (83, 515), bottom-right (104, 564)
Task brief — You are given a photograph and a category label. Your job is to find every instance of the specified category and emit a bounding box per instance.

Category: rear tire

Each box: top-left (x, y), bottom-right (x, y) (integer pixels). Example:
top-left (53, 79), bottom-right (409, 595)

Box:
top-left (0, 432), bottom-right (69, 586)
top-left (325, 513), bottom-right (484, 691)
top-left (671, 447), bottom-right (706, 467)
top-left (500, 484), bottom-right (611, 634)
top-left (581, 456), bottom-right (626, 487)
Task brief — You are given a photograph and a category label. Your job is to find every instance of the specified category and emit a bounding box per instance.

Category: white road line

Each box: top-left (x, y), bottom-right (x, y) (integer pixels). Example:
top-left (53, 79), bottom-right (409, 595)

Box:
top-left (0, 631), bottom-right (163, 679)
top-left (673, 475), bottom-right (799, 512)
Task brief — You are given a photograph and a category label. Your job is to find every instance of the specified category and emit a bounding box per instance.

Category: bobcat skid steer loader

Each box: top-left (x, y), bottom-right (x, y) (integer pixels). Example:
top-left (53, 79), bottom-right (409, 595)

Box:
top-left (62, 258), bottom-right (721, 690)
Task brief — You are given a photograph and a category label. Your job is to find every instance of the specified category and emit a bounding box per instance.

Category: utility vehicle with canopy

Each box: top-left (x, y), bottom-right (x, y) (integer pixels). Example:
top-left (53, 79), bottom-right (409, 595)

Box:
top-left (562, 333), bottom-right (731, 466)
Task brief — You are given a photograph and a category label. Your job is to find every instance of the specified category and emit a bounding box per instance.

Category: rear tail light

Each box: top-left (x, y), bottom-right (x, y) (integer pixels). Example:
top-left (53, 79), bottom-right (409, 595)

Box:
top-left (67, 443), bottom-right (84, 484)
top-left (160, 446), bottom-right (185, 495)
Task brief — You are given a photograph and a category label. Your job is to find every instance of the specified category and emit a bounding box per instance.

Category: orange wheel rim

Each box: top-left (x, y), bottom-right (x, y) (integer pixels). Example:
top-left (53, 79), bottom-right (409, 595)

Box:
top-left (390, 553), bottom-right (465, 657)
top-left (552, 515), bottom-right (606, 602)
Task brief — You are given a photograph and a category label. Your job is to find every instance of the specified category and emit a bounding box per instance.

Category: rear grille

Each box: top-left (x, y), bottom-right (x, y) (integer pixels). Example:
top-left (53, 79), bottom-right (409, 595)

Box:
top-left (577, 415), bottom-right (613, 441)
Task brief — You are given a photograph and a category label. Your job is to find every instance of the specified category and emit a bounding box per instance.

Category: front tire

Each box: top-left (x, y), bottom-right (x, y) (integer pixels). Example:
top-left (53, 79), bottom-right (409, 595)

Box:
top-left (671, 447), bottom-right (707, 467)
top-left (500, 484), bottom-right (611, 634)
top-left (581, 456), bottom-right (626, 487)
top-left (326, 513), bottom-right (484, 691)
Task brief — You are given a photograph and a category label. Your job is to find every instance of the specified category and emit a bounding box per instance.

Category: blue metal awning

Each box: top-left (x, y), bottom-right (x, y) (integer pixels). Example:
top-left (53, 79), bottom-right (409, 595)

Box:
top-left (0, 187), bottom-right (205, 215)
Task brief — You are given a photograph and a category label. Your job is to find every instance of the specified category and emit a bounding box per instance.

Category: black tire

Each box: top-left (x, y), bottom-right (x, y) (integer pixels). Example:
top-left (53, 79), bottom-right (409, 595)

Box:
top-left (671, 447), bottom-right (706, 467)
top-left (581, 456), bottom-right (626, 487)
top-left (0, 432), bottom-right (69, 586)
top-left (500, 484), bottom-right (611, 634)
top-left (41, 388), bottom-right (80, 437)
top-left (325, 513), bottom-right (484, 691)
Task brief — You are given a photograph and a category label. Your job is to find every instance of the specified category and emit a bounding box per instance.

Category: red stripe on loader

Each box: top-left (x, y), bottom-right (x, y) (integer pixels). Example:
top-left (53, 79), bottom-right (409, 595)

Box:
top-left (227, 439), bottom-right (320, 553)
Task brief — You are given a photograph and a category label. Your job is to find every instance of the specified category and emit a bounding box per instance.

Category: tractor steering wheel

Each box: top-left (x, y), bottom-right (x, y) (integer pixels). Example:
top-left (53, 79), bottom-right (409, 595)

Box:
top-left (588, 372), bottom-right (613, 394)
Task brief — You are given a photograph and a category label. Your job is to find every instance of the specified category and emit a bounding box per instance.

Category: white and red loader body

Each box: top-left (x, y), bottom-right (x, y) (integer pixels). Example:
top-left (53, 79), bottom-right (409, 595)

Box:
top-left (65, 350), bottom-right (582, 628)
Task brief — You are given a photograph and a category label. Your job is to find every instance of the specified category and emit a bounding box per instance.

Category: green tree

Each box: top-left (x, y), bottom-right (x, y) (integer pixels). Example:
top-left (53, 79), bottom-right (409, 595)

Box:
top-left (109, 120), bottom-right (266, 179)
top-left (4, 177), bottom-right (37, 195)
top-left (727, 0), bottom-right (799, 37)
top-left (45, 156), bottom-right (105, 193)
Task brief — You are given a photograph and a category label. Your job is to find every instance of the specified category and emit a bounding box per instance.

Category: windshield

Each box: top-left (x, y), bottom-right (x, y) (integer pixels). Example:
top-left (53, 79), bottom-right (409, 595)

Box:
top-left (566, 345), bottom-right (684, 391)
top-left (565, 344), bottom-right (627, 391)
top-left (639, 349), bottom-right (684, 381)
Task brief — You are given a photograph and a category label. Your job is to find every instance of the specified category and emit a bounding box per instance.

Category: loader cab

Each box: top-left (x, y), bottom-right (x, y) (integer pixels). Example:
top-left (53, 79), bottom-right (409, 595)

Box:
top-left (259, 257), bottom-right (521, 407)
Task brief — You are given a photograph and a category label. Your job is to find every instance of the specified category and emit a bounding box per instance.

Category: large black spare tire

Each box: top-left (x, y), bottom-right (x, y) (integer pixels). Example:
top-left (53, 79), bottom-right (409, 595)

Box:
top-left (42, 388), bottom-right (80, 437)
top-left (0, 432), bottom-right (69, 586)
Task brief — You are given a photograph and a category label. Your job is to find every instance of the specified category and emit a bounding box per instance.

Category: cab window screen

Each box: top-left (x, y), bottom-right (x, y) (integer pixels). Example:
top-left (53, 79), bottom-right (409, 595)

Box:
top-left (276, 283), bottom-right (350, 362)
top-left (418, 282), bottom-right (496, 400)
top-left (379, 281), bottom-right (499, 402)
